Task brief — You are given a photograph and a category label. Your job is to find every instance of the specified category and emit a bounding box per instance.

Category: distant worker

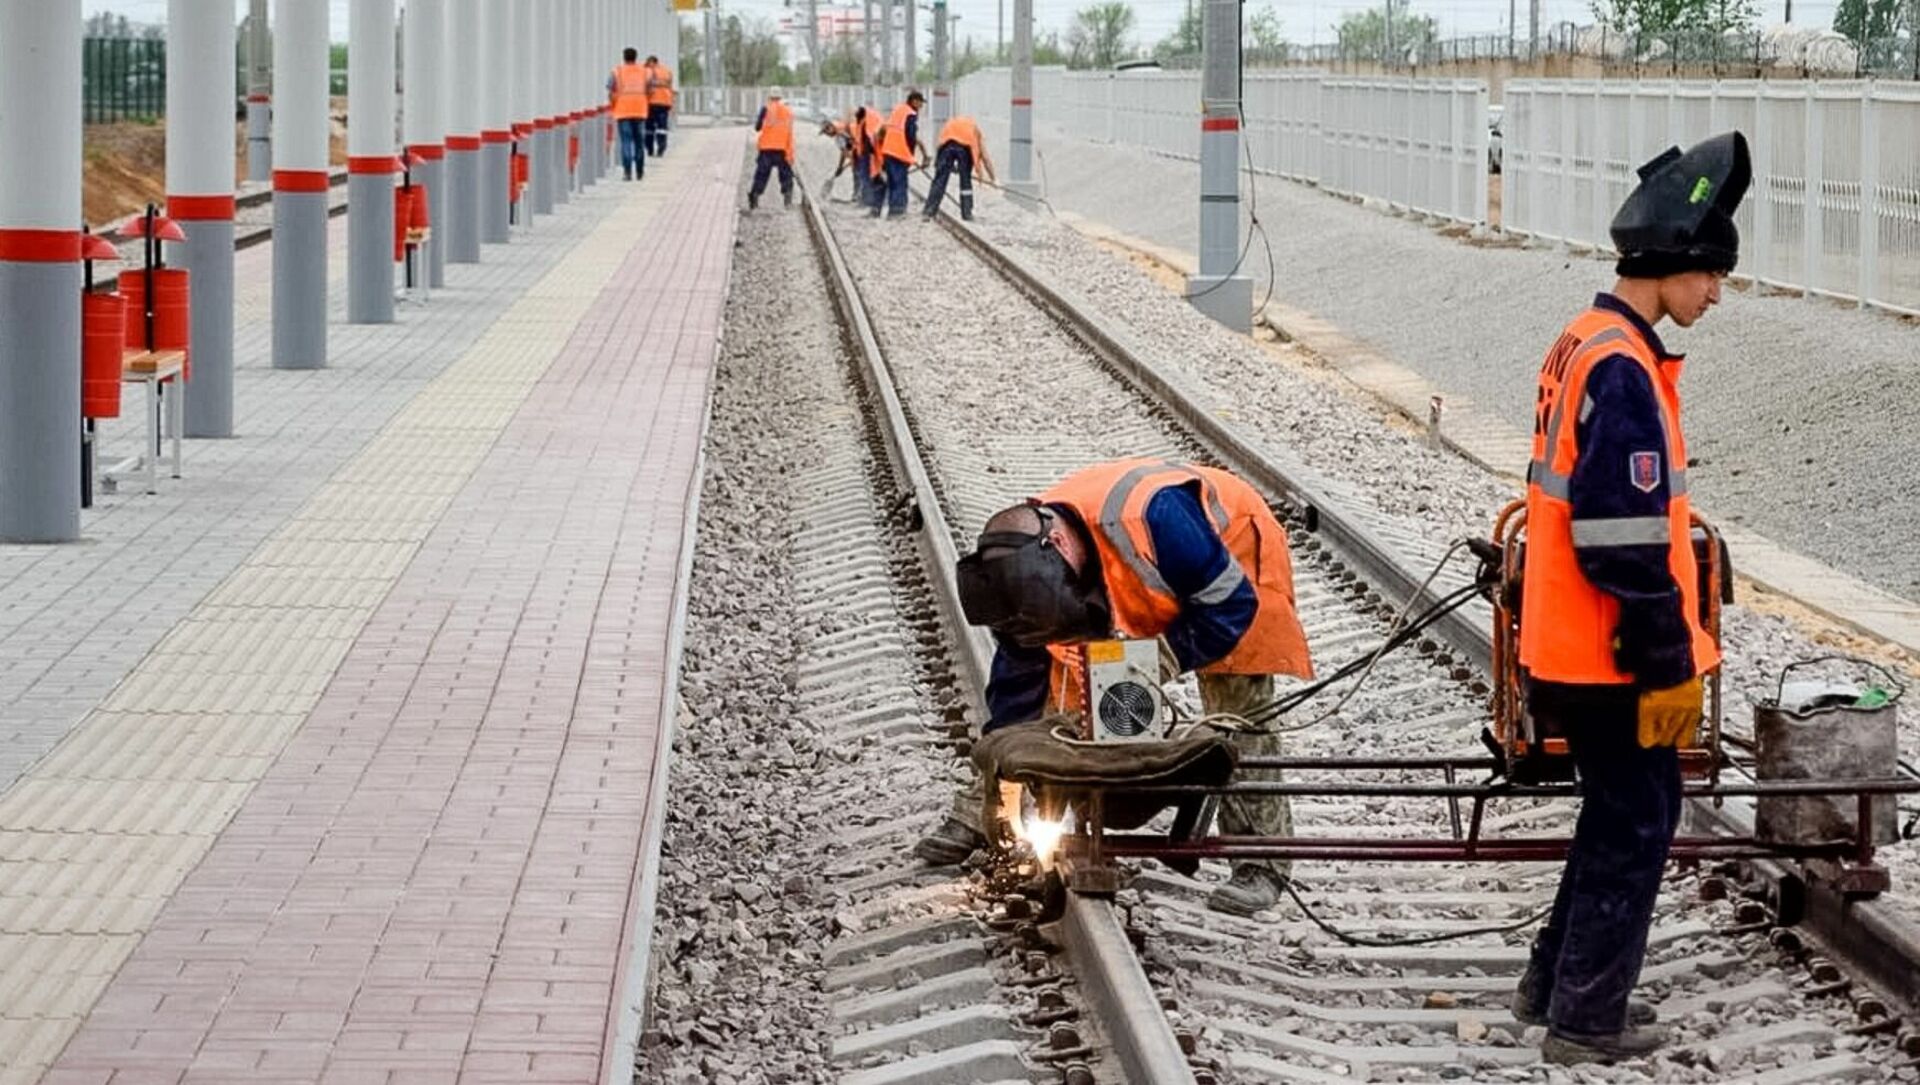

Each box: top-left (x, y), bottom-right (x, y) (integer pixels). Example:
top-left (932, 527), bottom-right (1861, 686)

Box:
top-left (819, 117), bottom-right (858, 202)
top-left (643, 55), bottom-right (674, 158)
top-left (1512, 132), bottom-right (1749, 1066)
top-left (607, 47), bottom-right (649, 181)
top-left (913, 459), bottom-right (1315, 918)
top-left (747, 89), bottom-right (796, 211)
top-left (870, 90), bottom-right (927, 219)
top-left (921, 114), bottom-right (994, 221)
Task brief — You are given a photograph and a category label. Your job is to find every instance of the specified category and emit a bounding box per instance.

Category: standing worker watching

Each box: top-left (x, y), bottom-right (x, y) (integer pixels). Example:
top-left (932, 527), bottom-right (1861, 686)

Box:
top-left (870, 90), bottom-right (927, 220)
top-left (643, 55), bottom-right (674, 158)
top-left (747, 89), bottom-right (795, 210)
top-left (913, 459), bottom-right (1316, 918)
top-left (608, 47), bottom-right (648, 181)
top-left (921, 114), bottom-right (994, 221)
top-left (1511, 132), bottom-right (1749, 1066)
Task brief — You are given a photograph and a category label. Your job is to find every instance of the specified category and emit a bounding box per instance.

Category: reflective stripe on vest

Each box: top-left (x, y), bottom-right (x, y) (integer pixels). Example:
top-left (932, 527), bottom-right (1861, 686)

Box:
top-left (1518, 308), bottom-right (1719, 684)
top-left (611, 65), bottom-right (649, 119)
top-left (1035, 458), bottom-right (1314, 714)
top-left (880, 102), bottom-right (916, 162)
top-left (758, 100), bottom-right (794, 159)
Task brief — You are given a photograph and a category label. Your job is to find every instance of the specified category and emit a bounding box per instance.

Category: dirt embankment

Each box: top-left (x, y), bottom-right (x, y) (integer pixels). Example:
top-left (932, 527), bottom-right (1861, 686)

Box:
top-left (84, 115), bottom-right (350, 228)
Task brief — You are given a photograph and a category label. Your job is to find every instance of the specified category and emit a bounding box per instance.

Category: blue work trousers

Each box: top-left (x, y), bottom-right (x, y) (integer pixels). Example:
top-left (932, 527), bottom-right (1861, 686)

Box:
top-left (646, 105), bottom-right (670, 156)
top-left (922, 143), bottom-right (973, 216)
top-left (1525, 682), bottom-right (1683, 1038)
top-left (882, 157), bottom-right (910, 216)
top-left (748, 149), bottom-right (793, 201)
top-left (617, 118), bottom-right (646, 178)
top-left (852, 153), bottom-right (873, 205)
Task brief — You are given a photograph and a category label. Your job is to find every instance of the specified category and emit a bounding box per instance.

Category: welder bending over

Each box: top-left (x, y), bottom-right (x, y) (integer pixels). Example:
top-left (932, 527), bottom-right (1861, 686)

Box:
top-left (1512, 132), bottom-right (1749, 1066)
top-left (914, 458), bottom-right (1315, 917)
top-left (922, 115), bottom-right (994, 221)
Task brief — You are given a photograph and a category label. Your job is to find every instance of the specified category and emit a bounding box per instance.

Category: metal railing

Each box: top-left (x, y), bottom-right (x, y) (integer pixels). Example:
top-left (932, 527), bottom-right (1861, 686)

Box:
top-left (1504, 78), bottom-right (1920, 316)
top-left (84, 37), bottom-right (167, 123)
top-left (955, 66), bottom-right (1490, 225)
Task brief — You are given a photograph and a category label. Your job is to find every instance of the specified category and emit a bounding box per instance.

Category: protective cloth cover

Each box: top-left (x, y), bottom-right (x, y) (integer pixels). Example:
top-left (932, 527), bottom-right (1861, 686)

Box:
top-left (1610, 131), bottom-right (1751, 277)
top-left (971, 719), bottom-right (1239, 831)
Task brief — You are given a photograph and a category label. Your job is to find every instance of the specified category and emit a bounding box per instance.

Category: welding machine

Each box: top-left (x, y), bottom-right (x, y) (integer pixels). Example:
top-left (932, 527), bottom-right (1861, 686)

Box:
top-left (1077, 638), bottom-right (1169, 742)
top-left (1486, 500), bottom-right (1731, 782)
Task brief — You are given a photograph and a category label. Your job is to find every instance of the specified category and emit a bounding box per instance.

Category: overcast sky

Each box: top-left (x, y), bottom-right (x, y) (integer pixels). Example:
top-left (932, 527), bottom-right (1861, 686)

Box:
top-left (84, 0), bottom-right (1830, 53)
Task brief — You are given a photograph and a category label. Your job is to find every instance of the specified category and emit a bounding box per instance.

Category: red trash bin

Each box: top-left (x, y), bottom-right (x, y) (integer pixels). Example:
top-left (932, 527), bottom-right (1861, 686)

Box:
top-left (82, 291), bottom-right (126, 420)
top-left (117, 266), bottom-right (191, 378)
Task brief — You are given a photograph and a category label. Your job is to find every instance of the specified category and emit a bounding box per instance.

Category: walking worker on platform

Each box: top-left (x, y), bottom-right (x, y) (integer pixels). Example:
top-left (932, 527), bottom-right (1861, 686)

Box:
top-left (869, 90), bottom-right (927, 219)
top-left (1512, 132), bottom-right (1750, 1066)
top-left (913, 459), bottom-right (1316, 918)
top-left (921, 114), bottom-right (994, 221)
top-left (643, 55), bottom-right (674, 157)
top-left (747, 89), bottom-right (796, 210)
top-left (608, 48), bottom-right (649, 181)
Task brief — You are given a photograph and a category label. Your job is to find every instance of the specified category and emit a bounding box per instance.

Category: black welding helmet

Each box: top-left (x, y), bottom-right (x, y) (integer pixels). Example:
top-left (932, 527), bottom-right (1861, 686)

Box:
top-left (1610, 131), bottom-right (1751, 279)
top-left (955, 506), bottom-right (1112, 648)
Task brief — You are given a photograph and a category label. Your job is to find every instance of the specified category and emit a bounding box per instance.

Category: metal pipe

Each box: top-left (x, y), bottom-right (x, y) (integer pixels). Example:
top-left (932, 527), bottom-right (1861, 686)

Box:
top-left (448, 0), bottom-right (484, 262)
top-left (347, 0), bottom-right (397, 324)
top-left (1095, 834), bottom-right (1864, 863)
top-left (168, 0), bottom-right (236, 437)
top-left (1188, 0), bottom-right (1251, 332)
top-left (1073, 777), bottom-right (1920, 798)
top-left (0, 0), bottom-right (82, 542)
top-left (272, 0), bottom-right (329, 368)
top-left (404, 0), bottom-right (448, 287)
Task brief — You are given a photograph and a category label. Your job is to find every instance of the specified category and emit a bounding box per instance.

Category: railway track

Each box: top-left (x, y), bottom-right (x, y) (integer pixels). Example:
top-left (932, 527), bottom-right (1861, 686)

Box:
top-left (761, 175), bottom-right (1920, 1084)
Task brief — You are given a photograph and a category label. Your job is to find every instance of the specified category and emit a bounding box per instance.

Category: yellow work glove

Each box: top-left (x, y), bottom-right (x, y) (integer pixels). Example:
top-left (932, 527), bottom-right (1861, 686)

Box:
top-left (1636, 678), bottom-right (1704, 749)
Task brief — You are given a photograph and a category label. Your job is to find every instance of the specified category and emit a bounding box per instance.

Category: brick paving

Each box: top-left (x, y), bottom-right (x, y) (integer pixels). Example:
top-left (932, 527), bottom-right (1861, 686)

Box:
top-left (1, 129), bottom-right (742, 1085)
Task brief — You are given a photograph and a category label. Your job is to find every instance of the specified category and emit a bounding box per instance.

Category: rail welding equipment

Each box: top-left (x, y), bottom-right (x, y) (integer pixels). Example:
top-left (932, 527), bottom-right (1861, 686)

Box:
top-left (1077, 638), bottom-right (1170, 742)
top-left (1611, 131), bottom-right (1751, 277)
top-left (955, 508), bottom-right (1111, 648)
top-left (1485, 501), bottom-right (1733, 783)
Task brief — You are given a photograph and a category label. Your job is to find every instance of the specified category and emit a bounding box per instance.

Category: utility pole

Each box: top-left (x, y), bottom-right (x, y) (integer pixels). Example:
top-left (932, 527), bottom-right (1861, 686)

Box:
top-left (1188, 0), bottom-right (1250, 332)
top-left (706, 0), bottom-right (724, 119)
top-left (347, 0), bottom-right (396, 325)
top-left (246, 0), bottom-right (271, 181)
top-left (998, 0), bottom-right (1004, 62)
top-left (883, 0), bottom-right (896, 85)
top-left (807, 0), bottom-right (822, 93)
top-left (0, 0), bottom-right (81, 541)
top-left (1528, 0), bottom-right (1538, 60)
top-left (168, 0), bottom-right (236, 435)
top-left (905, 0), bottom-right (917, 82)
top-left (481, 0), bottom-right (511, 244)
top-left (1383, 0), bottom-right (1395, 66)
top-left (931, 0), bottom-right (950, 130)
top-left (864, 0), bottom-right (876, 92)
top-left (273, 0), bottom-right (329, 367)
top-left (1006, 0), bottom-right (1036, 199)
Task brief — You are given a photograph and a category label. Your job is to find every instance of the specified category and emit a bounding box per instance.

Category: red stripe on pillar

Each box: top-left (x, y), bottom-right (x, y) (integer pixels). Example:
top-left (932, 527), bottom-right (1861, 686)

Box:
top-left (408, 143), bottom-right (446, 160)
top-left (1011, 97), bottom-right (1033, 105)
top-left (348, 155), bottom-right (399, 174)
top-left (273, 169), bottom-right (332, 193)
top-left (482, 129), bottom-right (512, 144)
top-left (447, 135), bottom-right (483, 151)
top-left (167, 194), bottom-right (237, 221)
top-left (0, 228), bottom-right (81, 263)
top-left (534, 118), bottom-right (554, 131)
top-left (246, 94), bottom-right (271, 104)
top-left (1201, 117), bottom-right (1239, 131)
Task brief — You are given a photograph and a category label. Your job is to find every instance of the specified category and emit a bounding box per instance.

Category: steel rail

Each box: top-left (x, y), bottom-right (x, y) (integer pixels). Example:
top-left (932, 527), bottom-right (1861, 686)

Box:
top-left (921, 191), bottom-right (1920, 1016)
top-left (798, 183), bottom-right (1200, 1085)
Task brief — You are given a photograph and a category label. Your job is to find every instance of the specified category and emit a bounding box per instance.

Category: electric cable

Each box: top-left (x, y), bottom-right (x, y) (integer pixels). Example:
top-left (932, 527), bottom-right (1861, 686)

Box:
top-left (1280, 879), bottom-right (1552, 947)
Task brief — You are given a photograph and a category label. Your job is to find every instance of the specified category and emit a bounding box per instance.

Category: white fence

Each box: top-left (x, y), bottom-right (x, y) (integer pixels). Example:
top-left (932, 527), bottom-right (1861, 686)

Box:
top-left (1505, 78), bottom-right (1920, 315)
top-left (679, 84), bottom-right (910, 120)
top-left (952, 67), bottom-right (1489, 225)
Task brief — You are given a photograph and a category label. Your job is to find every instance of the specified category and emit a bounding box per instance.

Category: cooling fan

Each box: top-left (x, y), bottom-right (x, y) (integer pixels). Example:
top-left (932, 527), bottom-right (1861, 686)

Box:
top-left (1082, 638), bottom-right (1168, 742)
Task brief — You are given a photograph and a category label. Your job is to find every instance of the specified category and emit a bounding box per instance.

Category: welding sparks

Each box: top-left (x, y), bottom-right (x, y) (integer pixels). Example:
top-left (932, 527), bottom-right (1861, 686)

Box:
top-left (1021, 814), bottom-right (1067, 866)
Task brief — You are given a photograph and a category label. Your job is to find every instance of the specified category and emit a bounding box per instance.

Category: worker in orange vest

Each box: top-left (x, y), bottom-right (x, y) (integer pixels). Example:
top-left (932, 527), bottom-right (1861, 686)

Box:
top-left (747, 89), bottom-right (796, 210)
top-left (606, 47), bottom-right (649, 181)
top-left (818, 116), bottom-right (858, 202)
top-left (856, 105), bottom-right (884, 211)
top-left (921, 114), bottom-right (994, 221)
top-left (1512, 132), bottom-right (1748, 1067)
top-left (643, 55), bottom-right (674, 157)
top-left (915, 459), bottom-right (1315, 918)
top-left (869, 90), bottom-right (927, 219)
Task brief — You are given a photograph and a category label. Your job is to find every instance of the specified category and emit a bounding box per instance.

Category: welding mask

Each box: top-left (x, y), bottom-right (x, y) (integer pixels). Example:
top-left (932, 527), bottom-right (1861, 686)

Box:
top-left (1610, 131), bottom-right (1751, 279)
top-left (956, 512), bottom-right (1112, 648)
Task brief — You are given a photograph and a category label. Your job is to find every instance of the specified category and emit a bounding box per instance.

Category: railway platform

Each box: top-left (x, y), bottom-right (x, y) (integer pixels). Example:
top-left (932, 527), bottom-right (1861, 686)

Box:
top-left (1, 127), bottom-right (741, 1085)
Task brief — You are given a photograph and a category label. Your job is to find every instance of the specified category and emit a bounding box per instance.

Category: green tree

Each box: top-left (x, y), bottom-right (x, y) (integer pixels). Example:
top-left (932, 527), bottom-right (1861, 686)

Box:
top-left (1033, 30), bottom-right (1071, 65)
top-left (679, 19), bottom-right (704, 85)
top-left (1066, 1), bottom-right (1137, 68)
top-left (720, 14), bottom-right (792, 85)
top-left (1335, 0), bottom-right (1437, 61)
top-left (1246, 4), bottom-right (1288, 61)
top-left (1154, 5), bottom-right (1202, 60)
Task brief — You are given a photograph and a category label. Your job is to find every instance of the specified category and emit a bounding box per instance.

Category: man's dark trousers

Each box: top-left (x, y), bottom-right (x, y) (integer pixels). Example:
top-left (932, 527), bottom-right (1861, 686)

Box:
top-left (647, 105), bottom-right (670, 156)
top-left (618, 118), bottom-right (646, 179)
top-left (748, 149), bottom-right (793, 203)
top-left (922, 142), bottom-right (972, 215)
top-left (1524, 682), bottom-right (1682, 1039)
top-left (883, 157), bottom-right (910, 217)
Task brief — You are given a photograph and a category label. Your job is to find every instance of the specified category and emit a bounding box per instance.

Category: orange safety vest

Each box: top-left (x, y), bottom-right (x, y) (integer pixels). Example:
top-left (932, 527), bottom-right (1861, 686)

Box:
top-left (1036, 459), bottom-right (1314, 715)
top-left (611, 64), bottom-right (649, 119)
top-left (758, 99), bottom-right (794, 162)
top-left (1519, 306), bottom-right (1719, 684)
top-left (646, 64), bottom-right (675, 107)
top-left (938, 116), bottom-right (984, 174)
top-left (860, 108), bottom-right (883, 177)
top-left (879, 101), bottom-right (917, 163)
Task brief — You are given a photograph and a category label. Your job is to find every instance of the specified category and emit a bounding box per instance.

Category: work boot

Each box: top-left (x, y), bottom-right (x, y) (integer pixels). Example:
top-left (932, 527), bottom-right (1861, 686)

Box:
top-left (960, 194), bottom-right (975, 221)
top-left (1541, 1026), bottom-right (1666, 1065)
top-left (1206, 865), bottom-right (1288, 917)
top-left (783, 191), bottom-right (793, 208)
top-left (748, 193), bottom-right (758, 211)
top-left (1510, 965), bottom-right (1658, 1027)
top-left (914, 817), bottom-right (986, 866)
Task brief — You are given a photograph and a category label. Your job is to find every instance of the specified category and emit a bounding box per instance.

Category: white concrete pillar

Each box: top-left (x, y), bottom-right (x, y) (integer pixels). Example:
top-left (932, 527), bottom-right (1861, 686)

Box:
top-left (348, 0), bottom-right (397, 324)
top-left (405, 0), bottom-right (449, 287)
top-left (481, 0), bottom-right (513, 242)
top-left (531, 0), bottom-right (555, 214)
top-left (512, 0), bottom-right (537, 226)
top-left (447, 0), bottom-right (483, 262)
top-left (1188, 0), bottom-right (1250, 332)
top-left (931, 0), bottom-right (950, 131)
top-left (167, 0), bottom-right (236, 438)
top-left (273, 0), bottom-right (329, 368)
top-left (1006, 0), bottom-right (1036, 198)
top-left (0, 0), bottom-right (82, 541)
top-left (549, 0), bottom-right (571, 205)
top-left (246, 0), bottom-right (272, 181)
